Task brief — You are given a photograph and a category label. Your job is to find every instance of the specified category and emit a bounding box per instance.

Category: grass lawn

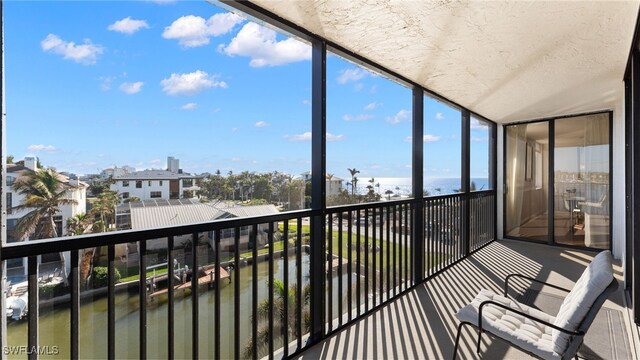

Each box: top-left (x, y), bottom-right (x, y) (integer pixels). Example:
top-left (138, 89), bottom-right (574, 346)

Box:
top-left (120, 266), bottom-right (168, 283)
top-left (277, 223), bottom-right (449, 270)
top-left (238, 240), bottom-right (285, 258)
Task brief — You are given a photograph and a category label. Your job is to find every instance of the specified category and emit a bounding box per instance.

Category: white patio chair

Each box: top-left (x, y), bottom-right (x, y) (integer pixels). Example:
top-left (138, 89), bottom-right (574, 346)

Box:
top-left (452, 250), bottom-right (617, 360)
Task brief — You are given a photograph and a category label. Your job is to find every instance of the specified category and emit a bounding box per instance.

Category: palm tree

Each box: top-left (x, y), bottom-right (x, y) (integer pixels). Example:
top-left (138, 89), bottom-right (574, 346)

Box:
top-left (347, 168), bottom-right (360, 198)
top-left (12, 168), bottom-right (78, 240)
top-left (66, 213), bottom-right (92, 236)
top-left (244, 279), bottom-right (310, 358)
top-left (12, 168), bottom-right (78, 284)
top-left (90, 190), bottom-right (119, 232)
top-left (385, 189), bottom-right (394, 200)
top-left (352, 176), bottom-right (359, 198)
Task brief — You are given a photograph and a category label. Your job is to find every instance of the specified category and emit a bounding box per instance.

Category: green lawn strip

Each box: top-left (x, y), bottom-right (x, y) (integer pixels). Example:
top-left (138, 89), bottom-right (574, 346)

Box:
top-left (277, 222), bottom-right (451, 270)
top-left (238, 240), bottom-right (285, 258)
top-left (120, 266), bottom-right (168, 283)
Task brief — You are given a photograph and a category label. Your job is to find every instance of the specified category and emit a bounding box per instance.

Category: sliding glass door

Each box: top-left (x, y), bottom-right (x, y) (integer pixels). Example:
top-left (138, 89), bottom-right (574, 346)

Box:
top-left (504, 112), bottom-right (611, 249)
top-left (505, 122), bottom-right (549, 242)
top-left (554, 114), bottom-right (610, 248)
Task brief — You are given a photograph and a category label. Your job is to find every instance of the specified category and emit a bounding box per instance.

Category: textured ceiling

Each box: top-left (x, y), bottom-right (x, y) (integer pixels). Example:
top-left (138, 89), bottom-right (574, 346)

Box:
top-left (251, 0), bottom-right (639, 123)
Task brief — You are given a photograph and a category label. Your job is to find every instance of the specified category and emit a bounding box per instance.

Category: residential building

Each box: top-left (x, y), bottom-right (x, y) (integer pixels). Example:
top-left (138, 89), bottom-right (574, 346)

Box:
top-left (5, 159), bottom-right (87, 243)
top-left (4, 158), bottom-right (87, 280)
top-left (300, 171), bottom-right (344, 197)
top-left (99, 165), bottom-right (135, 180)
top-left (110, 169), bottom-right (202, 202)
top-left (114, 199), bottom-right (279, 267)
top-left (167, 156), bottom-right (179, 173)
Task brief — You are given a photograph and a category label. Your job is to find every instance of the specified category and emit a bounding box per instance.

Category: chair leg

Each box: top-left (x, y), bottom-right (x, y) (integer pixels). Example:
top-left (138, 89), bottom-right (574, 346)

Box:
top-left (452, 322), bottom-right (465, 360)
top-left (476, 329), bottom-right (482, 354)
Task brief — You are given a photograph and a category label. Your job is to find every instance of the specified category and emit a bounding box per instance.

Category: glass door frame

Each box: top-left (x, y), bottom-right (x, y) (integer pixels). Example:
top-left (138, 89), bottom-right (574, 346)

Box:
top-left (502, 110), bottom-right (613, 251)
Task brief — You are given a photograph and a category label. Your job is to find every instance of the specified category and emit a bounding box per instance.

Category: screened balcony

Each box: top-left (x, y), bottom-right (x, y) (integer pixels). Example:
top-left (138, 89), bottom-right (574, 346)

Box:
top-left (2, 1), bottom-right (640, 359)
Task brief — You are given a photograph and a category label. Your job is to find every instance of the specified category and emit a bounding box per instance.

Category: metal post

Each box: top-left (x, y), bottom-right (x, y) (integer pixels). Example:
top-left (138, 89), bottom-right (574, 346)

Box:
top-left (491, 122), bottom-right (498, 241)
top-left (412, 87), bottom-right (424, 282)
top-left (308, 38), bottom-right (327, 343)
top-left (462, 110), bottom-right (471, 255)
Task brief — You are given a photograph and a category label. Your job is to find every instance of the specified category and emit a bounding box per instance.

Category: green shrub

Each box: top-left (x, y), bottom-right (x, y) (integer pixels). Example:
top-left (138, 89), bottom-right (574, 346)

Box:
top-left (39, 282), bottom-right (67, 299)
top-left (92, 266), bottom-right (121, 288)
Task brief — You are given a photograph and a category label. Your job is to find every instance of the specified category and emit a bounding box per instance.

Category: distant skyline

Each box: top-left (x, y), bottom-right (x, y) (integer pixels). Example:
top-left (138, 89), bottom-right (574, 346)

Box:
top-left (5, 1), bottom-right (490, 182)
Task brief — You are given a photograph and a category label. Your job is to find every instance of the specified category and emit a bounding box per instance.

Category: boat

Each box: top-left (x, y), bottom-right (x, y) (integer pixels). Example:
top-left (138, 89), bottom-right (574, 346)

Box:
top-left (6, 293), bottom-right (28, 321)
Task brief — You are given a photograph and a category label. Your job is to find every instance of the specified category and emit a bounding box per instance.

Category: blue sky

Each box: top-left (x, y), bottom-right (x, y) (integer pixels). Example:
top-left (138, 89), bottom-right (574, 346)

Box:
top-left (5, 1), bottom-right (490, 181)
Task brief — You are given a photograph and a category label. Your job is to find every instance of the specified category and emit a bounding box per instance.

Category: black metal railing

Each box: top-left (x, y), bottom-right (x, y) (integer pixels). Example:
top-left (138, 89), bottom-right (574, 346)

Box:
top-left (424, 193), bottom-right (465, 277)
top-left (469, 191), bottom-right (496, 252)
top-left (1, 192), bottom-right (495, 359)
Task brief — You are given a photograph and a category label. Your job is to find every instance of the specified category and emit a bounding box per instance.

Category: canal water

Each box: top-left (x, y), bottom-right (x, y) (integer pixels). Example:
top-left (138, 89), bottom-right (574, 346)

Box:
top-left (6, 254), bottom-right (356, 359)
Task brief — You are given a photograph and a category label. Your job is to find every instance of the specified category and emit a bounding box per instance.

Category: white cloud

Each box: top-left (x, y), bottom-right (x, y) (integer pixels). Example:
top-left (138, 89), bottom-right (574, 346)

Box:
top-left (286, 132), bottom-right (311, 141)
top-left (119, 81), bottom-right (144, 94)
top-left (471, 118), bottom-right (489, 129)
top-left (302, 99), bottom-right (311, 106)
top-left (108, 17), bottom-right (149, 35)
top-left (343, 114), bottom-right (374, 122)
top-left (27, 144), bottom-right (56, 153)
top-left (364, 102), bottom-right (380, 111)
top-left (149, 159), bottom-right (161, 165)
top-left (386, 109), bottom-right (410, 124)
top-left (181, 102), bottom-right (198, 110)
top-left (220, 22), bottom-right (311, 67)
top-left (327, 132), bottom-right (345, 141)
top-left (163, 13), bottom-right (244, 48)
top-left (435, 112), bottom-right (444, 120)
top-left (160, 70), bottom-right (227, 96)
top-left (255, 121), bottom-right (268, 127)
top-left (40, 34), bottom-right (104, 65)
top-left (353, 83), bottom-right (364, 92)
top-left (472, 136), bottom-right (488, 142)
top-left (337, 68), bottom-right (368, 84)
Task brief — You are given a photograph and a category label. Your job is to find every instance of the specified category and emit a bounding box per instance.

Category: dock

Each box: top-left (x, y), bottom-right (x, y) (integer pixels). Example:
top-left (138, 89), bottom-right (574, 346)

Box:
top-left (148, 266), bottom-right (230, 300)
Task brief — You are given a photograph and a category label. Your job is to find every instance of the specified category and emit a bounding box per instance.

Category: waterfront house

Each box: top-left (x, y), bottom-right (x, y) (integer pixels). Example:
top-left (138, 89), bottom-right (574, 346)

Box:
top-left (4, 157), bottom-right (87, 282)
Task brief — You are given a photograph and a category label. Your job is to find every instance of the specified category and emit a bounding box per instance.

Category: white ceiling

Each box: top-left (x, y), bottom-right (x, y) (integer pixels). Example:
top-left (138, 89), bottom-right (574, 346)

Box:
top-left (251, 0), bottom-right (639, 123)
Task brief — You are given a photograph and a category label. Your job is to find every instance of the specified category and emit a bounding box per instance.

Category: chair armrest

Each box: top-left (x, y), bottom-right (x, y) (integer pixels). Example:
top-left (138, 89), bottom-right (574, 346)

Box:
top-left (504, 274), bottom-right (572, 297)
top-left (478, 300), bottom-right (584, 337)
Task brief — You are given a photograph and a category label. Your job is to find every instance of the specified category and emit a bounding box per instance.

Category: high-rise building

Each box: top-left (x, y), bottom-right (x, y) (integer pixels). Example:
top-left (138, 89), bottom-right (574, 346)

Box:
top-left (167, 156), bottom-right (179, 173)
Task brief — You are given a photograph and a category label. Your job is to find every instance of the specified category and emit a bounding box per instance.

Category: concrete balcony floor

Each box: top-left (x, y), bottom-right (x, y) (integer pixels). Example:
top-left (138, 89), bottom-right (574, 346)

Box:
top-left (296, 239), bottom-right (639, 359)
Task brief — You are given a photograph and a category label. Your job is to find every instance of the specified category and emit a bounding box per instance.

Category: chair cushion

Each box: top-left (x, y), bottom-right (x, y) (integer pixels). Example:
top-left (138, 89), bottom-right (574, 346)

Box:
top-left (551, 250), bottom-right (613, 353)
top-left (456, 289), bottom-right (561, 359)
